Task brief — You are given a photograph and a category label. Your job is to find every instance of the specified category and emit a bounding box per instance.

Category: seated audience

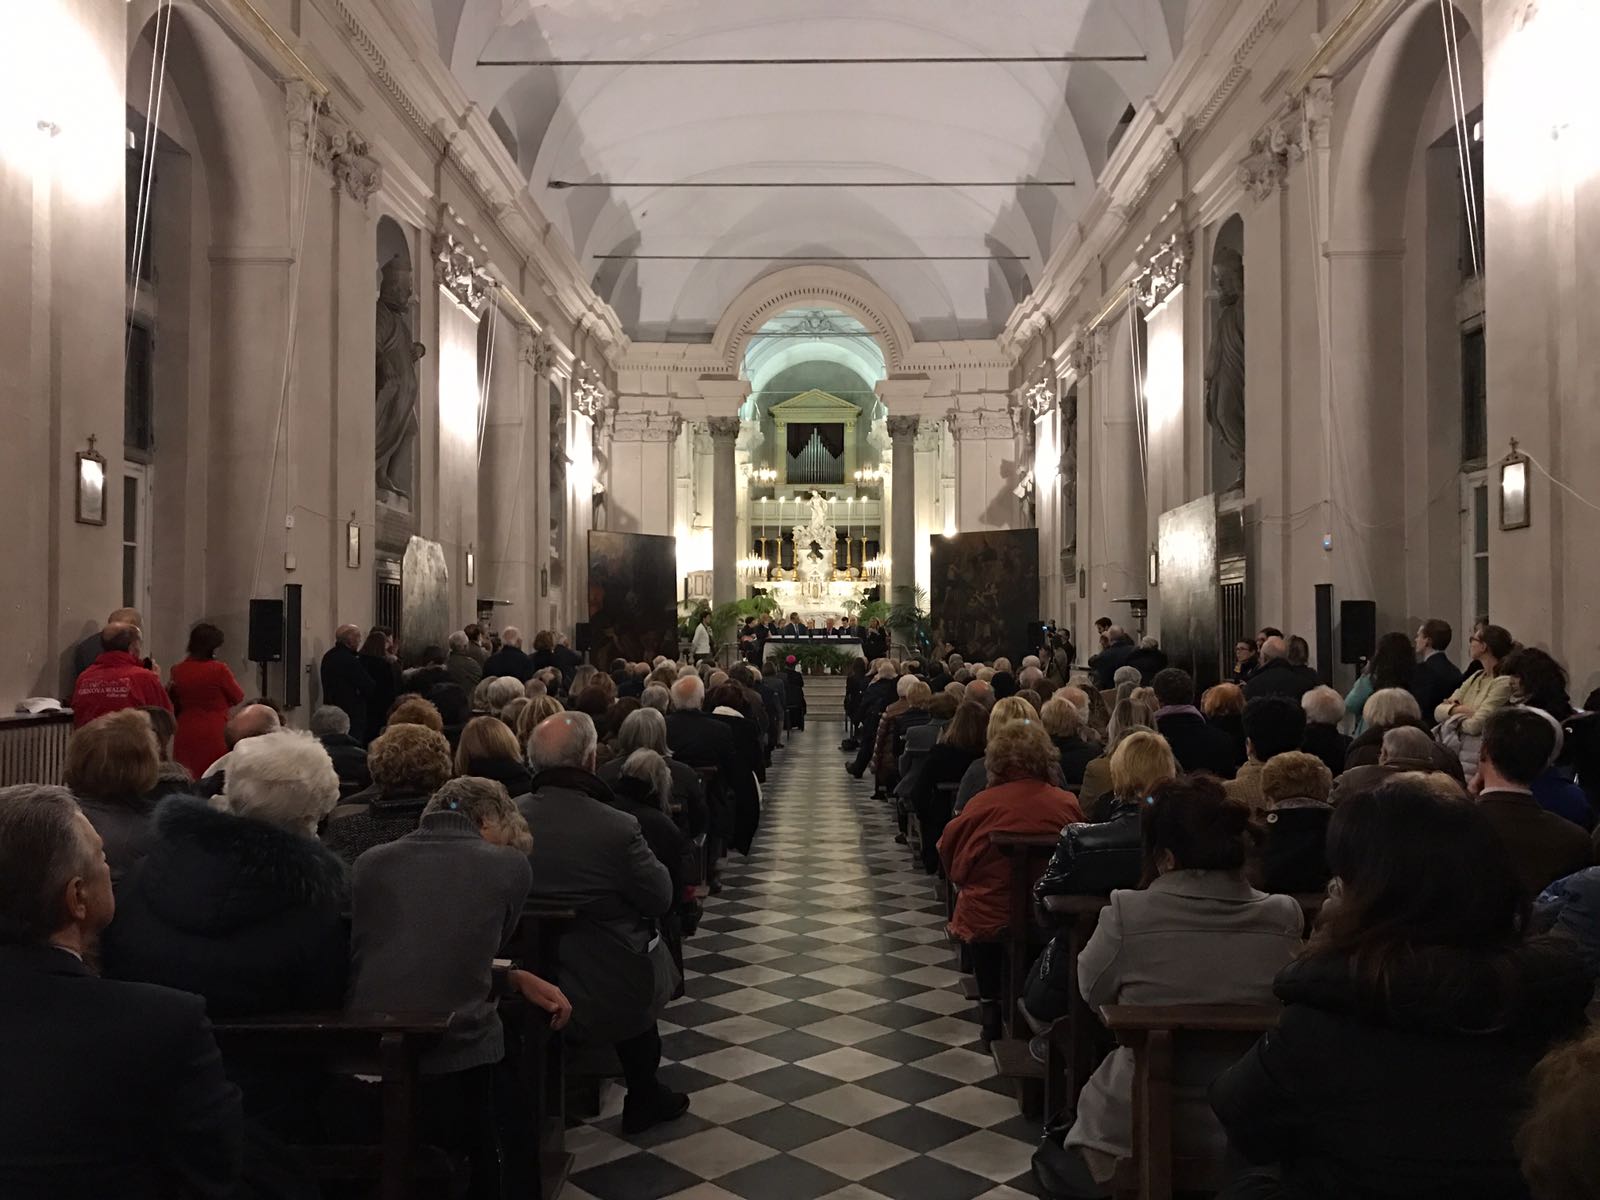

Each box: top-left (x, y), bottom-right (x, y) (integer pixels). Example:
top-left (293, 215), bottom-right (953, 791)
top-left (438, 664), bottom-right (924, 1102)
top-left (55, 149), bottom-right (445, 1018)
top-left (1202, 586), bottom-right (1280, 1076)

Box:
top-left (481, 626), bottom-right (533, 681)
top-left (1212, 777), bottom-right (1591, 1200)
top-left (454, 714), bottom-right (534, 796)
top-left (1255, 751), bottom-right (1334, 895)
top-left (1345, 631), bottom-right (1416, 736)
top-left (1089, 625), bottom-right (1137, 689)
top-left (1408, 617), bottom-right (1465, 719)
top-left (954, 696), bottom-right (1043, 812)
top-left (910, 700), bottom-right (989, 873)
top-left (1244, 635), bottom-right (1317, 702)
top-left (1055, 776), bottom-right (1303, 1198)
top-left (597, 707), bottom-right (709, 842)
top-left (348, 776), bottom-right (566, 1195)
top-left (71, 622), bottom-right (172, 728)
top-left (1332, 725), bottom-right (1458, 806)
top-left (197, 702), bottom-right (282, 797)
top-left (323, 723), bottom-right (454, 863)
top-left (483, 676), bottom-right (526, 722)
top-left (519, 713), bottom-right (686, 1134)
top-left (1042, 695), bottom-right (1100, 790)
top-left (103, 730), bottom-right (347, 1017)
top-left (1127, 635), bottom-right (1168, 684)
top-left (1025, 730), bottom-right (1180, 1025)
top-left (1299, 686), bottom-right (1349, 779)
top-left (1344, 687), bottom-right (1465, 780)
top-left (872, 677), bottom-right (934, 794)
top-left (939, 721), bottom-right (1083, 1042)
top-left (445, 630), bottom-right (484, 695)
top-left (1203, 681), bottom-right (1250, 768)
top-left (1474, 707), bottom-right (1592, 898)
top-left (499, 696), bottom-right (531, 740)
top-left (1500, 647), bottom-right (1593, 830)
top-left (1152, 668), bottom-right (1239, 779)
top-left (310, 703), bottom-right (371, 798)
top-left (1533, 866), bottom-right (1600, 978)
top-left (0, 785), bottom-right (242, 1198)
top-left (384, 694), bottom-right (445, 733)
top-left (1226, 697), bottom-right (1308, 813)
top-left (139, 706), bottom-right (197, 804)
top-left (1077, 698), bottom-right (1155, 816)
top-left (1519, 1026), bottom-right (1600, 1200)
top-left (64, 708), bottom-right (166, 883)
top-left (515, 694), bottom-right (565, 745)
top-left (609, 749), bottom-right (693, 972)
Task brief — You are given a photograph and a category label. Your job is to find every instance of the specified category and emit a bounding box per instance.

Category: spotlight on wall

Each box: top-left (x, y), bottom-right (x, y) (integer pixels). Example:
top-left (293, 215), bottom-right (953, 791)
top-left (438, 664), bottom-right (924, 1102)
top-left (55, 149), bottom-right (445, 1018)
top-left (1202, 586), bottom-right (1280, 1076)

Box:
top-left (1499, 438), bottom-right (1530, 530)
top-left (465, 544), bottom-right (476, 586)
top-left (1148, 545), bottom-right (1160, 587)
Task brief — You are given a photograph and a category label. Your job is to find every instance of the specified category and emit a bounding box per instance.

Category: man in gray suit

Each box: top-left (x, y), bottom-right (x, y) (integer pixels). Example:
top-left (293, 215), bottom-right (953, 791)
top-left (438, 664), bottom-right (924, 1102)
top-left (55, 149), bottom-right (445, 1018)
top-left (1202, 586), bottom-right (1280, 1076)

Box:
top-left (517, 712), bottom-right (688, 1134)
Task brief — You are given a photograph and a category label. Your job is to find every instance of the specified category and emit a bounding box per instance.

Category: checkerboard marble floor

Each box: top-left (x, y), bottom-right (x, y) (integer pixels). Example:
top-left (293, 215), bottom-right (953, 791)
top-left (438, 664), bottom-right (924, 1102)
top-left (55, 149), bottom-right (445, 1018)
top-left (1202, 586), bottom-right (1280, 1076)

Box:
top-left (566, 721), bottom-right (1042, 1200)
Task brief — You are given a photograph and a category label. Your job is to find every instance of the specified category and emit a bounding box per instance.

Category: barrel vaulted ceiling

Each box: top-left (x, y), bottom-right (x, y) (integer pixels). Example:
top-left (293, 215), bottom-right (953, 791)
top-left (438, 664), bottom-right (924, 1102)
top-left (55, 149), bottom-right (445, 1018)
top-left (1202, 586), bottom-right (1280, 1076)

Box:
top-left (414, 0), bottom-right (1190, 341)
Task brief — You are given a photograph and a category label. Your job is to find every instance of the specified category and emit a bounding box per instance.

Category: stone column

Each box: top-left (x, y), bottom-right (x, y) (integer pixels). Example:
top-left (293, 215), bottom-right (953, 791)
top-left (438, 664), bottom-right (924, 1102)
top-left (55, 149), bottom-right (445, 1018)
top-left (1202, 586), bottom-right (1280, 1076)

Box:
top-left (708, 416), bottom-right (742, 606)
top-left (478, 313), bottom-right (534, 632)
top-left (888, 416), bottom-right (919, 607)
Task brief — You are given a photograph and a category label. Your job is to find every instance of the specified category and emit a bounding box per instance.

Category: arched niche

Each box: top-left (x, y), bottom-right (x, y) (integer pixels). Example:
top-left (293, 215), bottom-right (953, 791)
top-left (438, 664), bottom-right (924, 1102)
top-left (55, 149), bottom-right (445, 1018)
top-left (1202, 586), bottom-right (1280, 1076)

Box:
top-left (375, 215), bottom-right (421, 508)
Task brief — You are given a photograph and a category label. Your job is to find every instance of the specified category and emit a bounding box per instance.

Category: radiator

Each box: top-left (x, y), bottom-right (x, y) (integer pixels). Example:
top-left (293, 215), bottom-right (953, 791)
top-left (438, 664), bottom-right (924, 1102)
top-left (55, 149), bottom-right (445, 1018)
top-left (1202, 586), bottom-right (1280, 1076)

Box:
top-left (0, 712), bottom-right (74, 787)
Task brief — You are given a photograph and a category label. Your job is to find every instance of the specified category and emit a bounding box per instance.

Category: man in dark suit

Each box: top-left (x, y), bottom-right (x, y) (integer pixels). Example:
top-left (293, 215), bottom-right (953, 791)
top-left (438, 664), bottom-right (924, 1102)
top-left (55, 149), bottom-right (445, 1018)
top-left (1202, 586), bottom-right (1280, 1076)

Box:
top-left (781, 613), bottom-right (804, 637)
top-left (1409, 618), bottom-right (1464, 719)
top-left (518, 715), bottom-right (686, 1136)
top-left (1244, 636), bottom-right (1318, 703)
top-left (0, 785), bottom-right (242, 1198)
top-left (664, 675), bottom-right (759, 866)
top-left (483, 626), bottom-right (534, 681)
top-left (320, 622), bottom-right (377, 736)
top-left (1475, 707), bottom-right (1592, 899)
top-left (1088, 626), bottom-right (1137, 689)
top-left (1151, 668), bottom-right (1241, 779)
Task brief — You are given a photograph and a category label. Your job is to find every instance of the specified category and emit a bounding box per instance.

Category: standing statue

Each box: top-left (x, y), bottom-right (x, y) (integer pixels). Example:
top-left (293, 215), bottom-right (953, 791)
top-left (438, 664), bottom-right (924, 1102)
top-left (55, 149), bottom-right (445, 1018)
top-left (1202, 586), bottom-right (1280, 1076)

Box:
top-left (375, 256), bottom-right (426, 497)
top-left (1204, 245), bottom-right (1246, 488)
top-left (808, 490), bottom-right (829, 530)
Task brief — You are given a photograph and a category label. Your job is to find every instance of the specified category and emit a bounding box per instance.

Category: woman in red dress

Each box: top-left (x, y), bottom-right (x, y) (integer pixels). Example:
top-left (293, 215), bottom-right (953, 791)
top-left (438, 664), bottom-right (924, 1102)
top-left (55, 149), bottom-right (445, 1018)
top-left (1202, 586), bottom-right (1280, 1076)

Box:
top-left (169, 622), bottom-right (244, 779)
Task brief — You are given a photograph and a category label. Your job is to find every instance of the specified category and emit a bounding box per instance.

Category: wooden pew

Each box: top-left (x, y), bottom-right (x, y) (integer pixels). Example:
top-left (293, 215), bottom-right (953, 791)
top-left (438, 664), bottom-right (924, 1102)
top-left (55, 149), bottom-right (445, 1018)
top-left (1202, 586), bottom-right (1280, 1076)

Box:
top-left (501, 904), bottom-right (579, 1196)
top-left (984, 831), bottom-right (1061, 1110)
top-left (211, 1011), bottom-right (454, 1200)
top-left (1100, 1004), bottom-right (1281, 1200)
top-left (1036, 892), bottom-right (1112, 1124)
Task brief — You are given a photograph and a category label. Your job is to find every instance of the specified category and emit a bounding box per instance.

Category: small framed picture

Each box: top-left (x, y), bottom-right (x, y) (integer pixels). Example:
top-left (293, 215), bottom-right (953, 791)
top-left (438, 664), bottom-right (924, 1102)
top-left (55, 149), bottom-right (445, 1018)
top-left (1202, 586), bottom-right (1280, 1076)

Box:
top-left (75, 442), bottom-right (107, 526)
top-left (346, 518), bottom-right (361, 569)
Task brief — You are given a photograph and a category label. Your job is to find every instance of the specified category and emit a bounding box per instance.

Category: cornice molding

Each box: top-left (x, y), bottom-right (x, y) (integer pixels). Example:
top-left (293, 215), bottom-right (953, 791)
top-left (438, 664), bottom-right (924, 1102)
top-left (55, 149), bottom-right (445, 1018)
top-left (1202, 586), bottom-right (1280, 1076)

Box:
top-left (610, 411), bottom-right (683, 443)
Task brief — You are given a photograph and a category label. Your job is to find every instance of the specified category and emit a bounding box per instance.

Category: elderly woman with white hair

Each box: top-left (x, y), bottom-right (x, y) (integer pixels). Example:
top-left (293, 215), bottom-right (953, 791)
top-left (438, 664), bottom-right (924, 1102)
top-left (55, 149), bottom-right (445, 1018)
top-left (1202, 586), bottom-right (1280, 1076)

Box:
top-left (609, 749), bottom-right (694, 973)
top-left (1344, 687), bottom-right (1467, 782)
top-left (598, 708), bottom-right (708, 841)
top-left (103, 729), bottom-right (350, 1017)
top-left (1300, 685), bottom-right (1351, 779)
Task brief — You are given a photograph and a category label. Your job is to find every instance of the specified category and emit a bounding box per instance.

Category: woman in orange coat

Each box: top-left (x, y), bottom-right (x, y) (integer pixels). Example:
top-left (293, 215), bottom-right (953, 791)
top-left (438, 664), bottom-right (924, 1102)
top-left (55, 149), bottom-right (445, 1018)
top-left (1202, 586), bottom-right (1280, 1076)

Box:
top-left (939, 718), bottom-right (1081, 1042)
top-left (169, 622), bottom-right (244, 779)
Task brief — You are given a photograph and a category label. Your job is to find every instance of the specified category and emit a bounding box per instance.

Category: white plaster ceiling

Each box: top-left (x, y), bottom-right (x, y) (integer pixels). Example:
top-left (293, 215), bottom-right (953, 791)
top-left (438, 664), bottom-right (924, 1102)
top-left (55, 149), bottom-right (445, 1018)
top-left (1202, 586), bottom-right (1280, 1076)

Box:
top-left (423, 0), bottom-right (1187, 341)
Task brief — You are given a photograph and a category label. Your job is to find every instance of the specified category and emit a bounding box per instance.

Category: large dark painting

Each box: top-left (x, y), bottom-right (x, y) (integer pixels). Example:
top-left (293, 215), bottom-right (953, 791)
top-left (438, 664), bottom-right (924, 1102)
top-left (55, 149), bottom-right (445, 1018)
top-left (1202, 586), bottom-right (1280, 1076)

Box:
top-left (930, 530), bottom-right (1039, 663)
top-left (1157, 496), bottom-right (1222, 693)
top-left (588, 531), bottom-right (678, 665)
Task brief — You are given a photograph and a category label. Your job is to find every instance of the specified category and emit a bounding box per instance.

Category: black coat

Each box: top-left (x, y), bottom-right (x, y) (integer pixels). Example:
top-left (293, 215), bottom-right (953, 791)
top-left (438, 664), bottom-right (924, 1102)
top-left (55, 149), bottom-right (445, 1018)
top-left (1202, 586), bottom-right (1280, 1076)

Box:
top-left (358, 653), bottom-right (401, 742)
top-left (318, 732), bottom-right (371, 797)
top-left (1052, 734), bottom-right (1101, 791)
top-left (0, 944), bottom-right (242, 1199)
top-left (910, 743), bottom-right (982, 873)
top-left (1088, 637), bottom-right (1136, 689)
top-left (1300, 723), bottom-right (1350, 780)
top-left (1211, 938), bottom-right (1592, 1200)
top-left (461, 754), bottom-right (534, 798)
top-left (1156, 710), bottom-right (1241, 780)
top-left (1409, 652), bottom-right (1464, 722)
top-left (320, 643), bottom-right (377, 740)
top-left (103, 798), bottom-right (349, 1017)
top-left (323, 788), bottom-right (433, 864)
top-left (863, 629), bottom-right (888, 660)
top-left (553, 644), bottom-right (584, 681)
top-left (482, 645), bottom-right (533, 682)
top-left (1209, 711), bottom-right (1249, 768)
top-left (1256, 806), bottom-right (1333, 894)
top-left (1126, 646), bottom-right (1169, 684)
top-left (1036, 797), bottom-right (1142, 898)
top-left (666, 709), bottom-right (757, 850)
top-left (598, 756), bottom-right (709, 841)
top-left (1244, 659), bottom-right (1320, 703)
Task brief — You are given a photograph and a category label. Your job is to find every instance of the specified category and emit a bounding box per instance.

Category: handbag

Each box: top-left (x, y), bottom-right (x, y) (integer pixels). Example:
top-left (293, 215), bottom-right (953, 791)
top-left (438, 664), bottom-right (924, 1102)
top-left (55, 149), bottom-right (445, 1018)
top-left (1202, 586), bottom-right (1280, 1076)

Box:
top-left (647, 932), bottom-right (682, 1017)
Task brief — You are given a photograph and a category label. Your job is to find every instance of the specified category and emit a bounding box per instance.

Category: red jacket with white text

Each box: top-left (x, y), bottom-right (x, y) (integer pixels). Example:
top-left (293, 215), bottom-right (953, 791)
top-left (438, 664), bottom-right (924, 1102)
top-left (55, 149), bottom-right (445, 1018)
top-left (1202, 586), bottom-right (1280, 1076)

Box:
top-left (70, 652), bottom-right (172, 728)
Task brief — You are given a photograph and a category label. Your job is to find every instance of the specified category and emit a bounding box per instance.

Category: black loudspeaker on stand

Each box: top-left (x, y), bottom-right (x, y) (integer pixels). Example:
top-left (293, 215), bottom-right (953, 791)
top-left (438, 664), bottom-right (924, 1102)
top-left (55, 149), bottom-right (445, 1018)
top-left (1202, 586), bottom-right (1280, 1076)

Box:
top-left (1340, 599), bottom-right (1377, 665)
top-left (248, 599), bottom-right (284, 663)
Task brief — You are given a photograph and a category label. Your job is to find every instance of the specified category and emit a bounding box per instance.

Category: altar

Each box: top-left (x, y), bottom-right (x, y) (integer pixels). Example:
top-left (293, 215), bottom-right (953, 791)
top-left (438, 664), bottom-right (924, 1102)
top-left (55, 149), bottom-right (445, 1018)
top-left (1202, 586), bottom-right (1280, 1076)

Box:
top-left (761, 491), bottom-right (875, 624)
top-left (763, 637), bottom-right (865, 664)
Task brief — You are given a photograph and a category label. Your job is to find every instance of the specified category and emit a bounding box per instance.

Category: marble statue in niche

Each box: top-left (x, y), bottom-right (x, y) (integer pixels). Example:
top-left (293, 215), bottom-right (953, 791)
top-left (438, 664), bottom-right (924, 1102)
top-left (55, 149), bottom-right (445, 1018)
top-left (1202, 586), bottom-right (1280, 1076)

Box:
top-left (1205, 245), bottom-right (1246, 488)
top-left (375, 256), bottom-right (426, 498)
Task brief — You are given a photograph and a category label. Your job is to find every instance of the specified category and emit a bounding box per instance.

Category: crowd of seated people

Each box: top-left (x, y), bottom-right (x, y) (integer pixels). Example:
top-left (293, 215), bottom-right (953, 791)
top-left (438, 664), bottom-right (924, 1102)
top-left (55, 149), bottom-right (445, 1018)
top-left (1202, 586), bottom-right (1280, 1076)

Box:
top-left (850, 615), bottom-right (1600, 1200)
top-left (8, 617), bottom-right (808, 1198)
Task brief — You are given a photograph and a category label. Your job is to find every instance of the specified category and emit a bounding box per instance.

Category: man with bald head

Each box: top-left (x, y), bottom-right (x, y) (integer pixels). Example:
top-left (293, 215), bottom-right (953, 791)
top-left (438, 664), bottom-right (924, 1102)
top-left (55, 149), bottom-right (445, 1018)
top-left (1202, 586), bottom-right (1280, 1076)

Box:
top-left (320, 623), bottom-right (377, 737)
top-left (518, 713), bottom-right (686, 1135)
top-left (71, 624), bottom-right (171, 728)
top-left (1331, 725), bottom-right (1454, 805)
top-left (67, 607), bottom-right (147, 696)
top-left (1244, 634), bottom-right (1317, 703)
top-left (1088, 624), bottom-right (1137, 689)
top-left (196, 703), bottom-right (283, 797)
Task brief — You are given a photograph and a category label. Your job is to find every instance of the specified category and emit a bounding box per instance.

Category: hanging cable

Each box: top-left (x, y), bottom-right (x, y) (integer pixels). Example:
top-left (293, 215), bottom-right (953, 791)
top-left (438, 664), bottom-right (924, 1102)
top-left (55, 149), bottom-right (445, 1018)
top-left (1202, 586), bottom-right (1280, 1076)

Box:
top-left (126, 0), bottom-right (173, 354)
top-left (1440, 0), bottom-right (1481, 277)
top-left (251, 89), bottom-right (320, 596)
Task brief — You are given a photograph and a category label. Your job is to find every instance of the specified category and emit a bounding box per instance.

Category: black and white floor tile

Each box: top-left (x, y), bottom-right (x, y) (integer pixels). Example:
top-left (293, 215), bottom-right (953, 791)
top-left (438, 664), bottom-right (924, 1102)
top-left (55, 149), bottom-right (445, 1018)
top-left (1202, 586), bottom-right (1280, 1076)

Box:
top-left (567, 722), bottom-right (1042, 1200)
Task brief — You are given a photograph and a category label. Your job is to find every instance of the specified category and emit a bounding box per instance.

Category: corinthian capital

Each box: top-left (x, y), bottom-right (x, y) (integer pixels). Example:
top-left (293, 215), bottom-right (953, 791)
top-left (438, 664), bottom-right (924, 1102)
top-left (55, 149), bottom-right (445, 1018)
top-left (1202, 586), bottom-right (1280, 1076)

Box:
top-left (886, 415), bottom-right (920, 441)
top-left (707, 415), bottom-right (742, 442)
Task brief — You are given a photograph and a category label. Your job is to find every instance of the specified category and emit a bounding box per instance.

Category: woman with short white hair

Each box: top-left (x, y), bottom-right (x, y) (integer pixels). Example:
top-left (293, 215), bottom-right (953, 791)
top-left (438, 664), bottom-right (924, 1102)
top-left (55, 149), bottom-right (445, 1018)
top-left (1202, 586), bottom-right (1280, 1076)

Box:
top-left (599, 709), bottom-right (711, 842)
top-left (1300, 685), bottom-right (1351, 779)
top-left (1344, 687), bottom-right (1467, 781)
top-left (103, 730), bottom-right (350, 1017)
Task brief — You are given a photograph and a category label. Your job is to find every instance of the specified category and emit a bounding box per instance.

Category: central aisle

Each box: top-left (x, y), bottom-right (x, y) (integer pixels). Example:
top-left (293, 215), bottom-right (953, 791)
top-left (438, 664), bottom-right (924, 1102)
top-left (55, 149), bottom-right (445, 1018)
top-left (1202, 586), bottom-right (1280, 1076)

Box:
top-left (567, 721), bottom-right (1042, 1200)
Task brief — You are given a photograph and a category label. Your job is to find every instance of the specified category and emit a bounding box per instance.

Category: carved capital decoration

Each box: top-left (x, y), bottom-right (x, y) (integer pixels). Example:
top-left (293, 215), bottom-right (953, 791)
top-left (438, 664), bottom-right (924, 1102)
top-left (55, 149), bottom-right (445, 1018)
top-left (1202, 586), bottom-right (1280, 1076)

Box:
top-left (611, 411), bottom-right (682, 443)
top-left (707, 415), bottom-right (743, 443)
top-left (1238, 96), bottom-right (1310, 203)
top-left (1067, 326), bottom-right (1100, 379)
top-left (1022, 367), bottom-right (1057, 417)
top-left (1135, 234), bottom-right (1191, 311)
top-left (572, 361), bottom-right (612, 424)
top-left (433, 230), bottom-right (492, 312)
top-left (914, 423), bottom-right (944, 453)
top-left (886, 415), bottom-right (920, 441)
top-left (521, 331), bottom-right (559, 379)
top-left (1303, 78), bottom-right (1334, 152)
top-left (946, 408), bottom-right (1018, 441)
top-left (287, 84), bottom-right (383, 207)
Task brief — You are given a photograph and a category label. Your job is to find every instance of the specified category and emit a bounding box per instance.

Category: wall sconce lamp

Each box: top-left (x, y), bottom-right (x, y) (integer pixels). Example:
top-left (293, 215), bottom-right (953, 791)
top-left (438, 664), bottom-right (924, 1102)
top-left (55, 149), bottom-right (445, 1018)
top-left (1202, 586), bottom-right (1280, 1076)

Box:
top-left (346, 514), bottom-right (361, 569)
top-left (74, 435), bottom-right (107, 526)
top-left (1148, 544), bottom-right (1160, 588)
top-left (1499, 439), bottom-right (1530, 530)
top-left (465, 544), bottom-right (476, 586)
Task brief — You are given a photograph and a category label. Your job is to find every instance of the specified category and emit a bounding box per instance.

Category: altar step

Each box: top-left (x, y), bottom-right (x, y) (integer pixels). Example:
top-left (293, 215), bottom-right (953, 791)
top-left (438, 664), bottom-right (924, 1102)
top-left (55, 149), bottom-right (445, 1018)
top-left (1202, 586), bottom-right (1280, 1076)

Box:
top-left (798, 675), bottom-right (848, 717)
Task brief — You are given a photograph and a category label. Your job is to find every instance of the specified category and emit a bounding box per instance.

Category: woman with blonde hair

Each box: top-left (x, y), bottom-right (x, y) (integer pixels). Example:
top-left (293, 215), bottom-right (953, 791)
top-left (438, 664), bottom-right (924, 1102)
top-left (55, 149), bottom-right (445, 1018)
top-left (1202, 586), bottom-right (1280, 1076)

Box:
top-left (940, 721), bottom-right (1083, 1042)
top-left (517, 694), bottom-right (565, 744)
top-left (454, 714), bottom-right (533, 797)
top-left (63, 708), bottom-right (164, 883)
top-left (953, 696), bottom-right (1043, 812)
top-left (1076, 697), bottom-right (1156, 815)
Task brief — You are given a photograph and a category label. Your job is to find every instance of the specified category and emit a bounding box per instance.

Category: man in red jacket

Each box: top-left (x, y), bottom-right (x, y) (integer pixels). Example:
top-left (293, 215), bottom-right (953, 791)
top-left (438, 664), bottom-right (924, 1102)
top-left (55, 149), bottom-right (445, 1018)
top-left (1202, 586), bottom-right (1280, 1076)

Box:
top-left (70, 624), bottom-right (172, 728)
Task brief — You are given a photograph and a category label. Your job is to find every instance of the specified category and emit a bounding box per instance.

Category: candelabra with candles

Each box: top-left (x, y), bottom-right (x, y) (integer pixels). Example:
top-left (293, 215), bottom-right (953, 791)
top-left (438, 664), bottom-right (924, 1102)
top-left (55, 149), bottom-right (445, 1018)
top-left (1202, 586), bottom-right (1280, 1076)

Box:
top-left (863, 553), bottom-right (891, 583)
top-left (745, 464), bottom-right (778, 484)
top-left (853, 465), bottom-right (884, 486)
